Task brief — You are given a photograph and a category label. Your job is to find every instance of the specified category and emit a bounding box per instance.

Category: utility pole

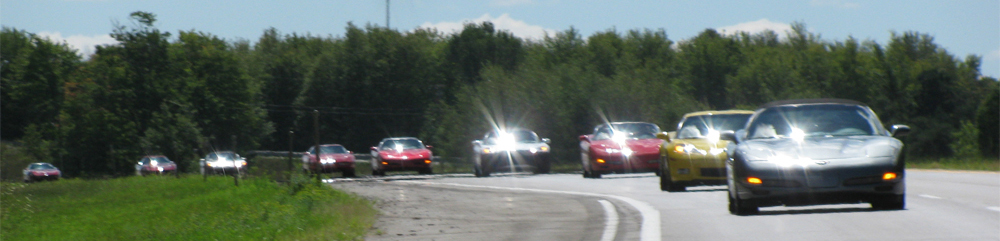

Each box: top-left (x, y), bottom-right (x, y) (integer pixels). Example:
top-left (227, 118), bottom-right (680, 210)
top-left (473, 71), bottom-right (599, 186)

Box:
top-left (313, 110), bottom-right (321, 182)
top-left (386, 0), bottom-right (390, 28)
top-left (288, 130), bottom-right (294, 182)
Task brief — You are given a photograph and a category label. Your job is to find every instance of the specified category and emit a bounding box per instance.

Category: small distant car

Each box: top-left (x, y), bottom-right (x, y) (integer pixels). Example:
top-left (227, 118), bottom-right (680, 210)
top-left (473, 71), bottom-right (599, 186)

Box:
top-left (23, 162), bottom-right (61, 183)
top-left (579, 122), bottom-right (662, 178)
top-left (370, 137), bottom-right (433, 176)
top-left (472, 128), bottom-right (552, 177)
top-left (658, 110), bottom-right (753, 192)
top-left (723, 99), bottom-right (910, 215)
top-left (302, 144), bottom-right (356, 177)
top-left (200, 151), bottom-right (248, 175)
top-left (136, 155), bottom-right (177, 176)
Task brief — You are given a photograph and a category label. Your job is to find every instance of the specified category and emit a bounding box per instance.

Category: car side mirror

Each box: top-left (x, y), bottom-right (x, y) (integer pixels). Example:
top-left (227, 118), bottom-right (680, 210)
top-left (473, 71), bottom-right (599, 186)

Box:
top-left (656, 132), bottom-right (671, 142)
top-left (890, 125), bottom-right (910, 137)
top-left (542, 138), bottom-right (551, 144)
top-left (472, 140), bottom-right (482, 145)
top-left (579, 135), bottom-right (590, 142)
top-left (371, 146), bottom-right (378, 151)
top-left (426, 145), bottom-right (433, 149)
top-left (720, 130), bottom-right (738, 144)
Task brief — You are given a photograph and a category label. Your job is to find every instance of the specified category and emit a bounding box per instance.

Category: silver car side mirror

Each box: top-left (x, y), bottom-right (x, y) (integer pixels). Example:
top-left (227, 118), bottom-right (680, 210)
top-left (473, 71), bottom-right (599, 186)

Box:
top-left (890, 125), bottom-right (910, 137)
top-left (542, 138), bottom-right (551, 144)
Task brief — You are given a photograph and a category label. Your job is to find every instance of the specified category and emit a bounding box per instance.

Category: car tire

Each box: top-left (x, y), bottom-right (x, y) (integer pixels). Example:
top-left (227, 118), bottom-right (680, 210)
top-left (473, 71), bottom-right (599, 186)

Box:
top-left (871, 194), bottom-right (905, 210)
top-left (533, 159), bottom-right (551, 174)
top-left (660, 159), bottom-right (685, 192)
top-left (342, 169), bottom-right (356, 178)
top-left (475, 165), bottom-right (491, 177)
top-left (728, 189), bottom-right (758, 215)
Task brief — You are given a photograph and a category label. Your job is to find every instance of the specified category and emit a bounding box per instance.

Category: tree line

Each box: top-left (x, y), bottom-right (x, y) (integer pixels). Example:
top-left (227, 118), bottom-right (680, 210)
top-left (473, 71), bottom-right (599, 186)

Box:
top-left (2, 11), bottom-right (997, 177)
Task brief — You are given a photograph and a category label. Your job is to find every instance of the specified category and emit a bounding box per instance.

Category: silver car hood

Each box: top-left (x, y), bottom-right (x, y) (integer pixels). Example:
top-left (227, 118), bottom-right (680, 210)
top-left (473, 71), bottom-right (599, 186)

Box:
top-left (737, 136), bottom-right (903, 161)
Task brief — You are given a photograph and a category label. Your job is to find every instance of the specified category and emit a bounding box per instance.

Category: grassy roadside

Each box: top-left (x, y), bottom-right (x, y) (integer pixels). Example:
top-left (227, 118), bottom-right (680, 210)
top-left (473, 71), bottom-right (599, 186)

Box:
top-left (908, 157), bottom-right (1000, 172)
top-left (0, 175), bottom-right (376, 241)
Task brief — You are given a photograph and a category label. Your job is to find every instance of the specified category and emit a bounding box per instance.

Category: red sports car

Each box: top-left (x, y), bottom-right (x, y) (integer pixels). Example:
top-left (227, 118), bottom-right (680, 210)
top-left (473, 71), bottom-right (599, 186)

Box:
top-left (135, 155), bottom-right (177, 176)
top-left (370, 137), bottom-right (433, 176)
top-left (302, 144), bottom-right (356, 177)
top-left (580, 122), bottom-right (662, 178)
top-left (23, 162), bottom-right (61, 183)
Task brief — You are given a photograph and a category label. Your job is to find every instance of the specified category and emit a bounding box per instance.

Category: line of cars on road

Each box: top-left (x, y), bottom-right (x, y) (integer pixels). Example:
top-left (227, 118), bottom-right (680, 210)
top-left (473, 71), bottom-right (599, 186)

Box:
top-left (498, 98), bottom-right (911, 215)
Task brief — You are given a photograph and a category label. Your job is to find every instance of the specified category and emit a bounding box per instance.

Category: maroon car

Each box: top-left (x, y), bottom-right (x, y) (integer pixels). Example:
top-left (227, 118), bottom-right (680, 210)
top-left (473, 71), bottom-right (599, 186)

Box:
top-left (23, 162), bottom-right (61, 183)
top-left (579, 122), bottom-right (662, 178)
top-left (135, 155), bottom-right (177, 176)
top-left (302, 144), bottom-right (356, 177)
top-left (370, 137), bottom-right (433, 176)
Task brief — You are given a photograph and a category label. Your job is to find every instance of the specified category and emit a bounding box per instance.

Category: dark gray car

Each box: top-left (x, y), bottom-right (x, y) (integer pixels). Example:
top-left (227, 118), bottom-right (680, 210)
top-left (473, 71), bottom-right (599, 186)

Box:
top-left (723, 99), bottom-right (911, 215)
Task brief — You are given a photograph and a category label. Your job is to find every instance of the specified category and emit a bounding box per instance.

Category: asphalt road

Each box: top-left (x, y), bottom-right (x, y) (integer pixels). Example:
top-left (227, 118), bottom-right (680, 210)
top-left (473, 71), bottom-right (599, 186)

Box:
top-left (330, 169), bottom-right (999, 241)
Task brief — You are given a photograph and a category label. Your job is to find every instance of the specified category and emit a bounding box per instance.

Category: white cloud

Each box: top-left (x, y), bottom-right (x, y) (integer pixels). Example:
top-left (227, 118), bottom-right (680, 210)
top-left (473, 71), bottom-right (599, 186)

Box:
top-left (418, 13), bottom-right (556, 40)
top-left (987, 49), bottom-right (1000, 61)
top-left (36, 32), bottom-right (118, 59)
top-left (491, 0), bottom-right (534, 7)
top-left (810, 0), bottom-right (860, 9)
top-left (716, 19), bottom-right (793, 39)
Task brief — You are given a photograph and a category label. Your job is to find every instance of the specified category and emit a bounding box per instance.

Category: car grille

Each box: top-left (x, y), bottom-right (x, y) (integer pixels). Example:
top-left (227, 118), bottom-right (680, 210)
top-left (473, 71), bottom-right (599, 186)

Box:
top-left (700, 168), bottom-right (726, 177)
top-left (843, 176), bottom-right (883, 186)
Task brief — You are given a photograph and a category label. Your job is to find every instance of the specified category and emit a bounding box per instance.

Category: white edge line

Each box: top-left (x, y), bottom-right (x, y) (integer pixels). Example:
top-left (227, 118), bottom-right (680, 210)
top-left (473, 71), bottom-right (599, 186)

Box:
top-left (397, 181), bottom-right (662, 241)
top-left (918, 194), bottom-right (943, 199)
top-left (598, 200), bottom-right (619, 241)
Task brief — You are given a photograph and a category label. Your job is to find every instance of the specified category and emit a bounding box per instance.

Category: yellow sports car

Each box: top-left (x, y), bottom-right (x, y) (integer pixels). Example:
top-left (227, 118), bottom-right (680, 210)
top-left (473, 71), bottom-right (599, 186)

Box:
top-left (658, 110), bottom-right (753, 192)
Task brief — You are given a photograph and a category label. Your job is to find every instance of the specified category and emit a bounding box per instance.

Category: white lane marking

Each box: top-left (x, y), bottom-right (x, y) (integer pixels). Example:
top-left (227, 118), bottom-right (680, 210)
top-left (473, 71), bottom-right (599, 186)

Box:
top-left (598, 200), bottom-right (619, 241)
top-left (987, 207), bottom-right (1000, 212)
top-left (398, 181), bottom-right (662, 241)
top-left (919, 194), bottom-right (943, 199)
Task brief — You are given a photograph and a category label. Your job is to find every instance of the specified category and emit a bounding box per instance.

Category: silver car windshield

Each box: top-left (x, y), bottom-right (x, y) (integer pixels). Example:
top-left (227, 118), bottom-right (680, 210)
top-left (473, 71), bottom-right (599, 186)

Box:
top-left (746, 104), bottom-right (880, 140)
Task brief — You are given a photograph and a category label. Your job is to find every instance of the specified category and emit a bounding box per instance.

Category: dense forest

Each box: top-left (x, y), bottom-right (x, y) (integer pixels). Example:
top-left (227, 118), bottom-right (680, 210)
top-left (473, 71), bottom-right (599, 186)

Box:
top-left (2, 12), bottom-right (997, 177)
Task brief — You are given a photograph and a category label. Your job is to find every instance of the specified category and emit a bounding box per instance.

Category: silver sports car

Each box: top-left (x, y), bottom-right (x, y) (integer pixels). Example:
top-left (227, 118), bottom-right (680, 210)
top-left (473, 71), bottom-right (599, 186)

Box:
top-left (472, 128), bottom-right (551, 177)
top-left (723, 99), bottom-right (910, 215)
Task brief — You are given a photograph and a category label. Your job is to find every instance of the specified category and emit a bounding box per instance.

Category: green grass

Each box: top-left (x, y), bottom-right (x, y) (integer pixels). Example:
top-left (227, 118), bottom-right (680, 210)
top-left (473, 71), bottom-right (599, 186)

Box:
top-left (0, 175), bottom-right (376, 241)
top-left (908, 156), bottom-right (1000, 172)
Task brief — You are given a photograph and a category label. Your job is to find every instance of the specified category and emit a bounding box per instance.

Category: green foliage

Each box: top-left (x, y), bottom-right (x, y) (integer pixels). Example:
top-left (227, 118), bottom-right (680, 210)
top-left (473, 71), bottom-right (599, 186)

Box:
top-left (0, 176), bottom-right (376, 240)
top-left (950, 121), bottom-right (981, 158)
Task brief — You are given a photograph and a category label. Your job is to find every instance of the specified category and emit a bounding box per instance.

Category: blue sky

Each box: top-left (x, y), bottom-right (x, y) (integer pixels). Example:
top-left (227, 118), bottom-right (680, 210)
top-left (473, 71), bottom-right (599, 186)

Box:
top-left (3, 0), bottom-right (998, 77)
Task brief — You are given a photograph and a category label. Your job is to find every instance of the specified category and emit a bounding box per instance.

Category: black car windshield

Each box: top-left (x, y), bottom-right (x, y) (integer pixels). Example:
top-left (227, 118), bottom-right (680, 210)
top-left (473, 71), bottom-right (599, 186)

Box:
top-left (207, 152), bottom-right (237, 160)
top-left (320, 145), bottom-right (348, 154)
top-left (380, 139), bottom-right (424, 150)
top-left (677, 114), bottom-right (752, 139)
top-left (484, 130), bottom-right (540, 144)
top-left (593, 123), bottom-right (660, 140)
top-left (30, 163), bottom-right (56, 170)
top-left (747, 104), bottom-right (879, 140)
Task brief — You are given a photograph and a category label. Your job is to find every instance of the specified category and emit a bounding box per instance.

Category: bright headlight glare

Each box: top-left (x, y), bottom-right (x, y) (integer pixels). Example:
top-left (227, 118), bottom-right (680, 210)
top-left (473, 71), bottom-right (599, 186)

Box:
top-left (483, 148), bottom-right (492, 154)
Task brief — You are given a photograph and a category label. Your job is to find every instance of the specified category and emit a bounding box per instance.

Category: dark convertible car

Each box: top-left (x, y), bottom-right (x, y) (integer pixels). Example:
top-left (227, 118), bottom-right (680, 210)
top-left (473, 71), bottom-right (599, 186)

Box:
top-left (723, 99), bottom-right (910, 215)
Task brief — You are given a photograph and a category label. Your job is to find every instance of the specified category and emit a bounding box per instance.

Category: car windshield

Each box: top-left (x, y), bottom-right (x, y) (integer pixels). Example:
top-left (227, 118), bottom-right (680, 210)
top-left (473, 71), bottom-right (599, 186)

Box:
top-left (484, 130), bottom-right (541, 144)
top-left (593, 123), bottom-right (660, 140)
top-left (320, 145), bottom-right (348, 154)
top-left (676, 114), bottom-right (752, 139)
top-left (30, 163), bottom-right (56, 170)
top-left (141, 156), bottom-right (173, 165)
top-left (380, 139), bottom-right (424, 150)
top-left (207, 152), bottom-right (237, 160)
top-left (746, 104), bottom-right (880, 140)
